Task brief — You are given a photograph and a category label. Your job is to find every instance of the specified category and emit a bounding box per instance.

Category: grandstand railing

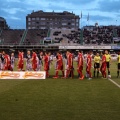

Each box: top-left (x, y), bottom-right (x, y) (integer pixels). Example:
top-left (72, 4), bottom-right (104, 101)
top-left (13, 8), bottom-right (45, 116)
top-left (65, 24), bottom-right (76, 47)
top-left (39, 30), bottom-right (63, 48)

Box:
top-left (19, 29), bottom-right (28, 45)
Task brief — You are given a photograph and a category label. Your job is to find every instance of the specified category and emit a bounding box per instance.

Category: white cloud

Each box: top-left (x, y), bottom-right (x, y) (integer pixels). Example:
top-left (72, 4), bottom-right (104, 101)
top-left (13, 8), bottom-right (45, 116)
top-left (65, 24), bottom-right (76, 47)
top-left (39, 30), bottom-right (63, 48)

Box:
top-left (2, 8), bottom-right (25, 14)
top-left (6, 0), bottom-right (21, 2)
top-left (10, 16), bottom-right (21, 20)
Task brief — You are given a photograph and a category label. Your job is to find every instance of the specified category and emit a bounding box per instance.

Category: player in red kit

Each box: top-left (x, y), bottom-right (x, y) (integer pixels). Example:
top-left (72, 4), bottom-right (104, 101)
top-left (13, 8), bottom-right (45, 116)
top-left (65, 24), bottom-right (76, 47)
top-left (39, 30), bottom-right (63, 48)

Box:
top-left (17, 50), bottom-right (24, 71)
top-left (86, 51), bottom-right (92, 80)
top-left (100, 51), bottom-right (107, 78)
top-left (3, 51), bottom-right (12, 71)
top-left (31, 50), bottom-right (37, 71)
top-left (77, 50), bottom-right (84, 80)
top-left (53, 52), bottom-right (64, 79)
top-left (64, 50), bottom-right (74, 78)
top-left (43, 52), bottom-right (49, 78)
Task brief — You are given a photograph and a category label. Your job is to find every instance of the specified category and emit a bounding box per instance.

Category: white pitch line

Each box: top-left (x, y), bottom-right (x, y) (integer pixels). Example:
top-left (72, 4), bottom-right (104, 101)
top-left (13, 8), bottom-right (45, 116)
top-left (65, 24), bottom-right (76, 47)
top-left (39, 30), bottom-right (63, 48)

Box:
top-left (108, 78), bottom-right (120, 88)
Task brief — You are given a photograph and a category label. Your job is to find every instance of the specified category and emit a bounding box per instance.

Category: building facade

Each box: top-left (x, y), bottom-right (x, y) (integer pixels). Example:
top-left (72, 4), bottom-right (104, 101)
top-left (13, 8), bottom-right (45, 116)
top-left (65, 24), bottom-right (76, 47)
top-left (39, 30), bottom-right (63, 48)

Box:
top-left (26, 10), bottom-right (80, 29)
top-left (0, 17), bottom-right (9, 29)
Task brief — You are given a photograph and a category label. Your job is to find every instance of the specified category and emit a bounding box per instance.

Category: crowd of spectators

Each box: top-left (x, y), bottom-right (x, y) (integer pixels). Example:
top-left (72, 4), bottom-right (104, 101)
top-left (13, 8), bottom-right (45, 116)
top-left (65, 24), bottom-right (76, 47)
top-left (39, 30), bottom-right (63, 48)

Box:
top-left (52, 26), bottom-right (120, 45)
top-left (0, 26), bottom-right (120, 45)
top-left (83, 26), bottom-right (120, 44)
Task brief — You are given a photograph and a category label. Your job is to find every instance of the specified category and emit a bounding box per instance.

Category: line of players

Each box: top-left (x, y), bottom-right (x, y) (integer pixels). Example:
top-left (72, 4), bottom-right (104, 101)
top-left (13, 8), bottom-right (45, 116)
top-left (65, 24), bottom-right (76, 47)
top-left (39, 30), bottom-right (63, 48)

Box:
top-left (0, 50), bottom-right (120, 79)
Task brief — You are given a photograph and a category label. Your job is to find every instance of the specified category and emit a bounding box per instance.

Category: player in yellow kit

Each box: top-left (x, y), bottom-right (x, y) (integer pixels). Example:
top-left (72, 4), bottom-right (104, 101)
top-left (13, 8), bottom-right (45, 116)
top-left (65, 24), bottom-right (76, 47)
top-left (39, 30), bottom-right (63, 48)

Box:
top-left (93, 52), bottom-right (101, 78)
top-left (117, 52), bottom-right (120, 78)
top-left (105, 50), bottom-right (111, 75)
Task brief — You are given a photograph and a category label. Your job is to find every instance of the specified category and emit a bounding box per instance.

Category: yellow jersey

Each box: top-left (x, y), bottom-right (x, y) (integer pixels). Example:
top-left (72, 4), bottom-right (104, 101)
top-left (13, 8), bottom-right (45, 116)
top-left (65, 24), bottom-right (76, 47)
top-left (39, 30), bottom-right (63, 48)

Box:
top-left (94, 56), bottom-right (100, 63)
top-left (118, 55), bottom-right (120, 63)
top-left (105, 54), bottom-right (111, 62)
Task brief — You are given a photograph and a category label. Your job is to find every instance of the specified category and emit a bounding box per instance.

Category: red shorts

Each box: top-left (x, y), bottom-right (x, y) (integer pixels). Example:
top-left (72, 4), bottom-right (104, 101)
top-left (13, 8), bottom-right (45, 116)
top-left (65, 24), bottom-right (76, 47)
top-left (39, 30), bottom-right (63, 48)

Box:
top-left (44, 64), bottom-right (49, 71)
top-left (32, 64), bottom-right (37, 71)
top-left (18, 63), bottom-right (23, 70)
top-left (57, 65), bottom-right (63, 70)
top-left (78, 66), bottom-right (83, 71)
top-left (86, 65), bottom-right (91, 72)
top-left (67, 64), bottom-right (72, 70)
top-left (4, 64), bottom-right (13, 71)
top-left (100, 63), bottom-right (106, 72)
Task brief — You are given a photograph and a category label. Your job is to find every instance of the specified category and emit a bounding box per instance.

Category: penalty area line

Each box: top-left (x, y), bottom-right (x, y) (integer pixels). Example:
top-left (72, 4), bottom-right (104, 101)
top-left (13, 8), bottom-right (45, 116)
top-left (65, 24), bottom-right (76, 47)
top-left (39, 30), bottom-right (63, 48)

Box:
top-left (108, 78), bottom-right (120, 88)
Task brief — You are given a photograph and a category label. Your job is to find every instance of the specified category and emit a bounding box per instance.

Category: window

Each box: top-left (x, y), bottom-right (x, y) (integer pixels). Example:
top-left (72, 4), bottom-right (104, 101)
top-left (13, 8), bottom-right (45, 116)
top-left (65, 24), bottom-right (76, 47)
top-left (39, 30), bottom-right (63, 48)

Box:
top-left (32, 18), bottom-right (35, 20)
top-left (40, 27), bottom-right (46, 29)
top-left (72, 23), bottom-right (75, 25)
top-left (28, 18), bottom-right (31, 21)
top-left (76, 19), bottom-right (79, 22)
top-left (32, 22), bottom-right (35, 25)
top-left (32, 27), bottom-right (36, 29)
top-left (28, 22), bottom-right (31, 25)
top-left (68, 22), bottom-right (71, 25)
top-left (62, 23), bottom-right (67, 25)
top-left (41, 18), bottom-right (46, 20)
top-left (76, 23), bottom-right (79, 26)
top-left (36, 17), bottom-right (39, 20)
top-left (41, 22), bottom-right (45, 25)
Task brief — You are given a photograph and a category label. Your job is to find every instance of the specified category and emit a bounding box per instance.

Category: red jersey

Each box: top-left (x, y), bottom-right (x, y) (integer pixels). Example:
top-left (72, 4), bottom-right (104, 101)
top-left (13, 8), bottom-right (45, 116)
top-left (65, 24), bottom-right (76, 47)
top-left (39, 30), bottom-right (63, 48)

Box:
top-left (4, 54), bottom-right (11, 66)
top-left (102, 55), bottom-right (106, 64)
top-left (78, 53), bottom-right (83, 67)
top-left (67, 53), bottom-right (73, 66)
top-left (57, 54), bottom-right (63, 66)
top-left (87, 54), bottom-right (92, 66)
top-left (18, 52), bottom-right (23, 64)
top-left (44, 55), bottom-right (49, 65)
top-left (32, 52), bottom-right (37, 64)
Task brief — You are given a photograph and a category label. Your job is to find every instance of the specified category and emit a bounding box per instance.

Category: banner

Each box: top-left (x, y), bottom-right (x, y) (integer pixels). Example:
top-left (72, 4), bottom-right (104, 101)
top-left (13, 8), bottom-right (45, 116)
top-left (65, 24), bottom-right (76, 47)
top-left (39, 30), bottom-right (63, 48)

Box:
top-left (0, 71), bottom-right (46, 79)
top-left (59, 46), bottom-right (111, 49)
top-left (112, 46), bottom-right (120, 50)
top-left (93, 46), bottom-right (111, 49)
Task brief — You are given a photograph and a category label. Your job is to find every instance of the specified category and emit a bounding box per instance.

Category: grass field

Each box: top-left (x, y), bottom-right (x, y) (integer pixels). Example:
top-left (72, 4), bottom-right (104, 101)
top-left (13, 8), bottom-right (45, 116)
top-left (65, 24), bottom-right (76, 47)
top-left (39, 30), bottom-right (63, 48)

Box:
top-left (0, 60), bottom-right (120, 120)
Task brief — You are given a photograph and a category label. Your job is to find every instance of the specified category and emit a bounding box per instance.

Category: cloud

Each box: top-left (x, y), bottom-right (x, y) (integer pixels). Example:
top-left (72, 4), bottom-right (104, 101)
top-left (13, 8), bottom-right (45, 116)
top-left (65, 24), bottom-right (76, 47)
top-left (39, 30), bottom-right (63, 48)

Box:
top-left (88, 15), bottom-right (113, 21)
top-left (2, 8), bottom-right (25, 14)
top-left (10, 16), bottom-right (21, 20)
top-left (0, 0), bottom-right (120, 28)
top-left (98, 0), bottom-right (120, 12)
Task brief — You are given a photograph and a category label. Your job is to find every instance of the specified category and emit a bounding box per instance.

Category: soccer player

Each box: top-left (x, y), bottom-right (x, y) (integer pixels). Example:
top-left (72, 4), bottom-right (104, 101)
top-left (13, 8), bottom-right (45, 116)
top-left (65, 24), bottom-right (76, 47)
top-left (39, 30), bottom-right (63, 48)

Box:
top-left (117, 52), bottom-right (120, 78)
top-left (105, 50), bottom-right (111, 75)
top-left (0, 52), bottom-right (2, 70)
top-left (64, 53), bottom-right (68, 78)
top-left (11, 52), bottom-right (15, 70)
top-left (77, 50), bottom-right (84, 80)
top-left (43, 52), bottom-right (49, 78)
top-left (100, 51), bottom-right (107, 78)
top-left (26, 50), bottom-right (32, 71)
top-left (93, 52), bottom-right (101, 78)
top-left (53, 51), bottom-right (64, 78)
top-left (3, 51), bottom-right (12, 71)
top-left (65, 50), bottom-right (74, 78)
top-left (38, 51), bottom-right (43, 71)
top-left (0, 51), bottom-right (5, 70)
top-left (86, 51), bottom-right (92, 80)
top-left (31, 50), bottom-right (37, 71)
top-left (48, 52), bottom-right (53, 70)
top-left (17, 50), bottom-right (24, 71)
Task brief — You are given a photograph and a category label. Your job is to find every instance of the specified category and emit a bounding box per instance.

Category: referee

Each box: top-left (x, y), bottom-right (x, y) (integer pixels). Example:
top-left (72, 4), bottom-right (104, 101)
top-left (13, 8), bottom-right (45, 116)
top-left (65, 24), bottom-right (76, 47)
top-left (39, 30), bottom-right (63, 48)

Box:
top-left (105, 50), bottom-right (111, 75)
top-left (93, 52), bottom-right (101, 77)
top-left (117, 52), bottom-right (120, 78)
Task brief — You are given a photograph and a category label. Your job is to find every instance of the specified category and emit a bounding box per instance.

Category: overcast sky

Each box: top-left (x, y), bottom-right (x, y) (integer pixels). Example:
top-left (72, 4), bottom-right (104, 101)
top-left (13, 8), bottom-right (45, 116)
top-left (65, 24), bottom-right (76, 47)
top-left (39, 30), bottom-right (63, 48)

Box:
top-left (0, 0), bottom-right (120, 29)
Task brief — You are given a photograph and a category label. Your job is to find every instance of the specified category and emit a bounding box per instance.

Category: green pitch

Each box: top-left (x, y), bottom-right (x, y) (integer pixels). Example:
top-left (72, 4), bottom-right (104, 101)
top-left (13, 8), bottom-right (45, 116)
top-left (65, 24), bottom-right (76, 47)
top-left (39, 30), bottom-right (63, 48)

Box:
top-left (0, 61), bottom-right (120, 120)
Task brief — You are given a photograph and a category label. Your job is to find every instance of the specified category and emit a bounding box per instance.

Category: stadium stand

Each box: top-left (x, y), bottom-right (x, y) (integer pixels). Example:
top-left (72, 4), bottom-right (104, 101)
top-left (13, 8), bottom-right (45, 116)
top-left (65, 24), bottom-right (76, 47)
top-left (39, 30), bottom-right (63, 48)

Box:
top-left (0, 29), bottom-right (24, 45)
top-left (23, 29), bottom-right (48, 45)
top-left (50, 28), bottom-right (84, 45)
top-left (0, 26), bottom-right (120, 45)
top-left (83, 26), bottom-right (120, 45)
